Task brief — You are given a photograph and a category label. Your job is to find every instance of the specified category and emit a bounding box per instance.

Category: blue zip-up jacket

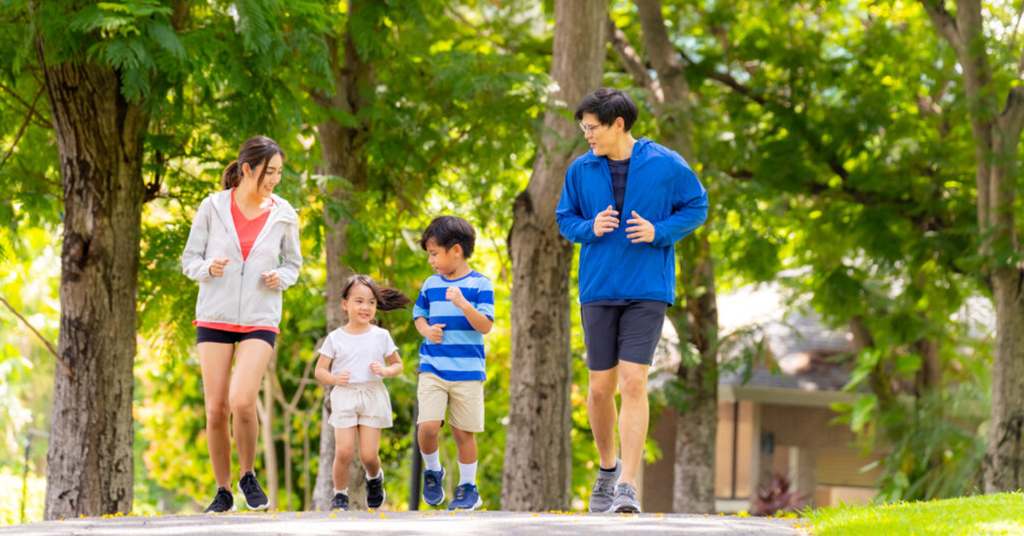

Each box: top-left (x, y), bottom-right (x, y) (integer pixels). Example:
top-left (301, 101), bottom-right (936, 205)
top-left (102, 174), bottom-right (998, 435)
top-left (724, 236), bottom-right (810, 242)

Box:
top-left (556, 138), bottom-right (708, 305)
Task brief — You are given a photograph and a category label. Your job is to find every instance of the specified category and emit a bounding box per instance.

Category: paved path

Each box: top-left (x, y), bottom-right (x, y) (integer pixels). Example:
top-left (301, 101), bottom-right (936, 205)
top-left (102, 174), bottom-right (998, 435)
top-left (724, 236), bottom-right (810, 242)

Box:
top-left (2, 511), bottom-right (804, 535)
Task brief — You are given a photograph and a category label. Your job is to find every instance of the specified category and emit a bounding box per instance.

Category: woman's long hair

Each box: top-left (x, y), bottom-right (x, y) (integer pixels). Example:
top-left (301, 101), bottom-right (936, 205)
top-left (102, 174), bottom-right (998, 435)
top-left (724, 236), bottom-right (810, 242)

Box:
top-left (222, 135), bottom-right (285, 190)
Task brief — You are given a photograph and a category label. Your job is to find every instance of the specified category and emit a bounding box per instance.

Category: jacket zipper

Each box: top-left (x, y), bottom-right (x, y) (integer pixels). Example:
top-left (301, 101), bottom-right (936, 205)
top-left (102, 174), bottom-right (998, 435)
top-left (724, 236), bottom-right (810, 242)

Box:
top-left (237, 258), bottom-right (245, 324)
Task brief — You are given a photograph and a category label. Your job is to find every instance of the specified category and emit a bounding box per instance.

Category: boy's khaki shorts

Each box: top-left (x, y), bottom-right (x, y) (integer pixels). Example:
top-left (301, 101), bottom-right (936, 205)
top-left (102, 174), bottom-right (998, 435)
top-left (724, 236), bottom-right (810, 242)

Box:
top-left (416, 373), bottom-right (484, 433)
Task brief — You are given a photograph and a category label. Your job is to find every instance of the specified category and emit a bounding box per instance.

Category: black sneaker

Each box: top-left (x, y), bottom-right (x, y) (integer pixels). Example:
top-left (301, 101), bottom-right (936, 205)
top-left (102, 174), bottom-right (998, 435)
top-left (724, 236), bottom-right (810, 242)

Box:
top-left (204, 487), bottom-right (234, 513)
top-left (331, 492), bottom-right (349, 511)
top-left (238, 471), bottom-right (269, 510)
top-left (366, 474), bottom-right (386, 509)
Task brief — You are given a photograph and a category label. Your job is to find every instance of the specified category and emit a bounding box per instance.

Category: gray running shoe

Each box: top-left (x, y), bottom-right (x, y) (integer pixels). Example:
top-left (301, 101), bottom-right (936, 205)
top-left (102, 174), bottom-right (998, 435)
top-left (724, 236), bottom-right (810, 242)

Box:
top-left (589, 460), bottom-right (621, 513)
top-left (610, 482), bottom-right (641, 513)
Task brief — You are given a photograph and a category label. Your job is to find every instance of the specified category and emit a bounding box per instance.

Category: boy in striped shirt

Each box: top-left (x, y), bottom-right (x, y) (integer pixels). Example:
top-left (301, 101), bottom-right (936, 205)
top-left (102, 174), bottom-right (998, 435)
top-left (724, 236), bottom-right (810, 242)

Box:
top-left (413, 216), bottom-right (494, 510)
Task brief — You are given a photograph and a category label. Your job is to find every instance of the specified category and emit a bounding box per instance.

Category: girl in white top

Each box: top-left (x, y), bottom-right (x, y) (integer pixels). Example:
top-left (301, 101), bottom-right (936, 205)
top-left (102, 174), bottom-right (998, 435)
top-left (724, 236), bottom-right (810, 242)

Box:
top-left (315, 275), bottom-right (409, 511)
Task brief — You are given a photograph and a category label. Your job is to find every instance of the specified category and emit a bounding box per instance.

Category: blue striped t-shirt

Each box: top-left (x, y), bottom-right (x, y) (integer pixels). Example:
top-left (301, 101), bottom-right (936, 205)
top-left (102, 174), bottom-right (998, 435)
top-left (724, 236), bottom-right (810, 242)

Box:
top-left (412, 271), bottom-right (495, 381)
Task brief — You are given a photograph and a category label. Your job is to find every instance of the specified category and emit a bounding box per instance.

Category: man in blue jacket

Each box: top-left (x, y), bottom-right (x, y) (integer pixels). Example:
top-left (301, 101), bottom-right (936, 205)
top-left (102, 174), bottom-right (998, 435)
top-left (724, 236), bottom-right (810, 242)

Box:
top-left (556, 88), bottom-right (708, 513)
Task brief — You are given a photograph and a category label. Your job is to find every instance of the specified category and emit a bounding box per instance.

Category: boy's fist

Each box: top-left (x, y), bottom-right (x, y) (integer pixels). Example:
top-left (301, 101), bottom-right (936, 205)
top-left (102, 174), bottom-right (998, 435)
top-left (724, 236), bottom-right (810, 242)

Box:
top-left (446, 286), bottom-right (469, 308)
top-left (427, 323), bottom-right (446, 344)
top-left (334, 371), bottom-right (351, 385)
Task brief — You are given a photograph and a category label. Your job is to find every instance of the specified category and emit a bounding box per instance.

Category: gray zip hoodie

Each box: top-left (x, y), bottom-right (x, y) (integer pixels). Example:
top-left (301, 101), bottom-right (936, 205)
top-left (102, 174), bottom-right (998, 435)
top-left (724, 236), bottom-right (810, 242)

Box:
top-left (181, 189), bottom-right (302, 329)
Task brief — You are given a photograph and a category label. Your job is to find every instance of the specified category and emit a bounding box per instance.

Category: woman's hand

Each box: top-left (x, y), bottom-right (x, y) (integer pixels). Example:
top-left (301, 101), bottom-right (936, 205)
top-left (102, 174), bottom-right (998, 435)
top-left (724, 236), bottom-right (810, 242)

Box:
top-left (208, 258), bottom-right (230, 277)
top-left (261, 270), bottom-right (281, 289)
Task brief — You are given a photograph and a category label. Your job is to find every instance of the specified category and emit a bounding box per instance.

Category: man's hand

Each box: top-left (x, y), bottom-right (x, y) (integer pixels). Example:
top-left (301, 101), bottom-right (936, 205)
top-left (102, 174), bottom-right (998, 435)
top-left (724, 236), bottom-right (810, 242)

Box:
top-left (626, 211), bottom-right (655, 243)
top-left (593, 205), bottom-right (620, 237)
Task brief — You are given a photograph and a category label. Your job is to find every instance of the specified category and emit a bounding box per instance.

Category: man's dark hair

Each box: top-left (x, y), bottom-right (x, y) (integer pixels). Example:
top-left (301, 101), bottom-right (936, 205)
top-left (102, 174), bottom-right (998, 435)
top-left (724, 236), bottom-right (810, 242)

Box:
top-left (574, 88), bottom-right (638, 131)
top-left (420, 215), bottom-right (476, 259)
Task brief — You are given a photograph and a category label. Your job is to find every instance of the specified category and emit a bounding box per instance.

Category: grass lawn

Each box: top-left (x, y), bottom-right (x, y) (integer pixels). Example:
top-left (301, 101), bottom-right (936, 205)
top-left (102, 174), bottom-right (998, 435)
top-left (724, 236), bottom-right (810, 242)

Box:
top-left (805, 492), bottom-right (1024, 535)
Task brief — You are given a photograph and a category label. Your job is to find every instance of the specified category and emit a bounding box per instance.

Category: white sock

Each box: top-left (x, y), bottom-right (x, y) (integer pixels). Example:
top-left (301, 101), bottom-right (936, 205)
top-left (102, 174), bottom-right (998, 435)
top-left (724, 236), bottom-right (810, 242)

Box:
top-left (421, 450), bottom-right (442, 471)
top-left (458, 461), bottom-right (478, 486)
top-left (366, 469), bottom-right (383, 480)
top-left (334, 488), bottom-right (348, 495)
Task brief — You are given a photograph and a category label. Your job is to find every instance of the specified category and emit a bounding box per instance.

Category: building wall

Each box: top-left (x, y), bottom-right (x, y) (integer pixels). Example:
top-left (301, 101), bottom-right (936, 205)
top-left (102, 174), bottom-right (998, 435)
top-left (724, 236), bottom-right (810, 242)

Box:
top-left (643, 398), bottom-right (882, 512)
top-left (643, 401), bottom-right (759, 512)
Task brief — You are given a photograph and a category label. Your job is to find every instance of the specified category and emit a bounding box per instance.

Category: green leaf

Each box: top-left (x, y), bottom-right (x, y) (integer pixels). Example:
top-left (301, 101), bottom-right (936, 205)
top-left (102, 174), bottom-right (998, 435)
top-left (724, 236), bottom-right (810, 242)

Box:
top-left (147, 20), bottom-right (185, 60)
top-left (850, 395), bottom-right (877, 433)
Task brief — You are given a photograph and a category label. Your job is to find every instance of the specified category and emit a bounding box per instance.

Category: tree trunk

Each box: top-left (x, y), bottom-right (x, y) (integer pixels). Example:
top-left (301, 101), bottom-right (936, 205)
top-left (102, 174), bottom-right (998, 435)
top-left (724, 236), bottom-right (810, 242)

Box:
top-left (633, 0), bottom-right (719, 513)
top-left (988, 265), bottom-right (1024, 490)
top-left (39, 59), bottom-right (148, 519)
top-left (922, 0), bottom-right (1024, 492)
top-left (260, 375), bottom-right (279, 509)
top-left (669, 236), bottom-right (718, 513)
top-left (985, 113), bottom-right (1024, 490)
top-left (302, 409), bottom-right (313, 508)
top-left (501, 0), bottom-right (607, 511)
top-left (311, 0), bottom-right (375, 510)
top-left (282, 410), bottom-right (294, 511)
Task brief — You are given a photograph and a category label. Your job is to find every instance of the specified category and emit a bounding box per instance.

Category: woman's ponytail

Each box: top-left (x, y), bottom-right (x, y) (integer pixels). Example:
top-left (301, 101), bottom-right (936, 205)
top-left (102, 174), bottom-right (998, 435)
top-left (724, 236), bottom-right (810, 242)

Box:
top-left (221, 160), bottom-right (241, 190)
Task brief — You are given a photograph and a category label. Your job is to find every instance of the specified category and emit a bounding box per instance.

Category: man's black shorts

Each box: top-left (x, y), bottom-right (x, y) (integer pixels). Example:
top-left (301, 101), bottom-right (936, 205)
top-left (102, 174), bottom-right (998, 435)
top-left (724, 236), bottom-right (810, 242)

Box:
top-left (581, 300), bottom-right (667, 371)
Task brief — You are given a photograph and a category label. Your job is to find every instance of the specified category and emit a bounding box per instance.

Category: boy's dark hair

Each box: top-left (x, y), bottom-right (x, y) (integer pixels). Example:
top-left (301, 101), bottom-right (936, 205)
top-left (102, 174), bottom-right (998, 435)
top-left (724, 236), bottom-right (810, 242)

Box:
top-left (574, 88), bottom-right (638, 132)
top-left (420, 216), bottom-right (476, 259)
top-left (341, 274), bottom-right (411, 312)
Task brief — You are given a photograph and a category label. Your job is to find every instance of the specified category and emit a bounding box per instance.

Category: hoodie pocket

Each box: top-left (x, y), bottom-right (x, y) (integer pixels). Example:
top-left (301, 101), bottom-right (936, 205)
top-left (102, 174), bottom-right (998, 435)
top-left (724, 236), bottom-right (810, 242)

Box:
top-left (197, 263), bottom-right (242, 322)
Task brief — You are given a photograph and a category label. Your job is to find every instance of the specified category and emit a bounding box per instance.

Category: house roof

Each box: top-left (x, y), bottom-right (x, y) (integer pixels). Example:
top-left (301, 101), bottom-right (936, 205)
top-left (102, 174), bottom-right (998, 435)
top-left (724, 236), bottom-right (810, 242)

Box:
top-left (644, 277), bottom-right (995, 405)
top-left (648, 280), bottom-right (856, 402)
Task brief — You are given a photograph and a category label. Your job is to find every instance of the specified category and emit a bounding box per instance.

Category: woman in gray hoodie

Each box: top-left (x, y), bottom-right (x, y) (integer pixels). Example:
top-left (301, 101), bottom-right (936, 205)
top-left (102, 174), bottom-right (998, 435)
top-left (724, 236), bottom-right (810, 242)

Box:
top-left (181, 136), bottom-right (302, 513)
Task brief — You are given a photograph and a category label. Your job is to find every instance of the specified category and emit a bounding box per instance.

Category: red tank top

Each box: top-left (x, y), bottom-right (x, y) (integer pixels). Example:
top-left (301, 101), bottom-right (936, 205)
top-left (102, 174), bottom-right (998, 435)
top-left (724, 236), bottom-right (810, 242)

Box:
top-left (193, 189), bottom-right (278, 334)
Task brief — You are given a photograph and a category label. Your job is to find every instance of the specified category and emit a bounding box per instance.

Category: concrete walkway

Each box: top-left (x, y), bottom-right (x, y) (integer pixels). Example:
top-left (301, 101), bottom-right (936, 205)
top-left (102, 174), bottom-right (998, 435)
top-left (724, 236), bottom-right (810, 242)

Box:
top-left (2, 511), bottom-right (804, 535)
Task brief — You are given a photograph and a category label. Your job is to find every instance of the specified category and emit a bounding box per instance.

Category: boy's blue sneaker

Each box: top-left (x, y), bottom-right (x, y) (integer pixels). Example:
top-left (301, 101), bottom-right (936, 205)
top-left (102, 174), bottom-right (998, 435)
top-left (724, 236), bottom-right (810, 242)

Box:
top-left (448, 483), bottom-right (482, 511)
top-left (422, 468), bottom-right (446, 506)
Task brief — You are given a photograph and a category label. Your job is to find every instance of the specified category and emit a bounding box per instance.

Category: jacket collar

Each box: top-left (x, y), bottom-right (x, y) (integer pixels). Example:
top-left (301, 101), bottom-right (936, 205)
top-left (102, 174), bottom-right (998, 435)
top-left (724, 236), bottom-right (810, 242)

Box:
top-left (579, 137), bottom-right (652, 166)
top-left (209, 189), bottom-right (297, 255)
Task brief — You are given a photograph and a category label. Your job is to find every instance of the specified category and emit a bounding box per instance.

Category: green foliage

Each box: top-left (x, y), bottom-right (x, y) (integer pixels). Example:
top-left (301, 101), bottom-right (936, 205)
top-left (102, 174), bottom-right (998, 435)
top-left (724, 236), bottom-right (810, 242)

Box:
top-left (0, 229), bottom-right (59, 521)
top-left (3, 0), bottom-right (1022, 520)
top-left (130, 0), bottom-right (549, 513)
top-left (607, 0), bottom-right (1002, 503)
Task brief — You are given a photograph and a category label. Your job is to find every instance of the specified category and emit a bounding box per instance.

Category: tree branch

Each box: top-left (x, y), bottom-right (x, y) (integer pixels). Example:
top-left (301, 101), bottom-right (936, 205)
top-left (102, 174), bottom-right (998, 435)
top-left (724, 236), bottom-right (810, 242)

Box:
top-left (0, 87), bottom-right (43, 172)
top-left (920, 0), bottom-right (963, 54)
top-left (679, 46), bottom-right (848, 181)
top-left (143, 150), bottom-right (164, 203)
top-left (607, 17), bottom-right (660, 101)
top-left (679, 47), bottom-right (769, 107)
top-left (1009, 0), bottom-right (1024, 74)
top-left (0, 295), bottom-right (71, 377)
top-left (999, 86), bottom-right (1024, 148)
top-left (0, 82), bottom-right (50, 128)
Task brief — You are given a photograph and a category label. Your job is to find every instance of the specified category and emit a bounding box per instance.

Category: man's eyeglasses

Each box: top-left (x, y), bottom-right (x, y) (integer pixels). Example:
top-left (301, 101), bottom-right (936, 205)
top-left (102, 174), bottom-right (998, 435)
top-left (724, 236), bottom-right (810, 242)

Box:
top-left (579, 122), bottom-right (604, 135)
